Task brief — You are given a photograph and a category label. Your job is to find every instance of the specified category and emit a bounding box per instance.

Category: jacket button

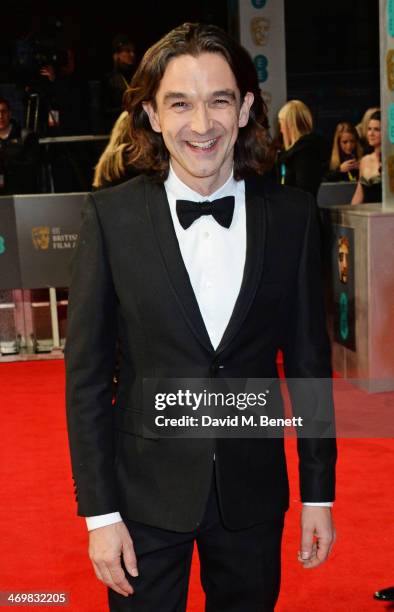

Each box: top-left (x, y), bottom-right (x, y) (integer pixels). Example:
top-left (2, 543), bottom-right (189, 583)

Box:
top-left (210, 363), bottom-right (224, 376)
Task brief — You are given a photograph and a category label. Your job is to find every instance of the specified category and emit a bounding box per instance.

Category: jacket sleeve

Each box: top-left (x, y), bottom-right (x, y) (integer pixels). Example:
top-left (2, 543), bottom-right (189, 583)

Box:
top-left (65, 193), bottom-right (119, 516)
top-left (281, 194), bottom-right (337, 502)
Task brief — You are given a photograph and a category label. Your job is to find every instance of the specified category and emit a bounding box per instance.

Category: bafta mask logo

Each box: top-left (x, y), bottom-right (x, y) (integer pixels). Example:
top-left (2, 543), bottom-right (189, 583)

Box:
top-left (250, 17), bottom-right (270, 46)
top-left (386, 50), bottom-right (394, 91)
top-left (32, 226), bottom-right (50, 251)
top-left (338, 236), bottom-right (349, 284)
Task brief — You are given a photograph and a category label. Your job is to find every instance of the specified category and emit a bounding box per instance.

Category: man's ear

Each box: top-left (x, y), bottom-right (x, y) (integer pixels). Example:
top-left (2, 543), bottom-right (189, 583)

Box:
top-left (142, 101), bottom-right (162, 133)
top-left (238, 92), bottom-right (254, 128)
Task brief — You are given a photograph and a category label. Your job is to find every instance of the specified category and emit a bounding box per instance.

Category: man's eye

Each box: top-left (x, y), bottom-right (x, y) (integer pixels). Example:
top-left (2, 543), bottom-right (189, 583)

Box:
top-left (172, 101), bottom-right (187, 108)
top-left (214, 99), bottom-right (229, 105)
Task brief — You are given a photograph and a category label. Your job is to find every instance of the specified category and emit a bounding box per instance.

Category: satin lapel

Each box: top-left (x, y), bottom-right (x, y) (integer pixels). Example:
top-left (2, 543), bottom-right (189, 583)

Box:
top-left (144, 178), bottom-right (214, 354)
top-left (216, 177), bottom-right (266, 354)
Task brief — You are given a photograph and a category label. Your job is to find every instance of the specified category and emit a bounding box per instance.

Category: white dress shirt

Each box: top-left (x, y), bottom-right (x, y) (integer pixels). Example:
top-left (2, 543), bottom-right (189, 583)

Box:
top-left (166, 166), bottom-right (246, 349)
top-left (86, 166), bottom-right (331, 531)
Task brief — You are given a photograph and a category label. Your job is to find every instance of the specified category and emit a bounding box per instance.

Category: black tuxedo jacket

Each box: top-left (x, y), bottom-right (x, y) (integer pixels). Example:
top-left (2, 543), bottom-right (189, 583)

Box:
top-left (65, 174), bottom-right (336, 532)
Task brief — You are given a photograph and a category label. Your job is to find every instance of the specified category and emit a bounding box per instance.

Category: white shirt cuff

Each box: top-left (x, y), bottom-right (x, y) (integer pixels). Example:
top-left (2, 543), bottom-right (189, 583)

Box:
top-left (85, 512), bottom-right (123, 531)
top-left (303, 502), bottom-right (333, 507)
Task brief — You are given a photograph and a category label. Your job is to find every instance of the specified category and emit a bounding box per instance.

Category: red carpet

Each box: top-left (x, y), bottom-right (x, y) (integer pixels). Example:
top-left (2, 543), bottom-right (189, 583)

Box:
top-left (0, 360), bottom-right (393, 611)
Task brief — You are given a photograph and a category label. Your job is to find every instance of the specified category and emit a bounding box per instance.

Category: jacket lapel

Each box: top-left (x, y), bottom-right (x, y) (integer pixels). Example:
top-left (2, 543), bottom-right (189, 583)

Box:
top-left (144, 178), bottom-right (215, 354)
top-left (216, 177), bottom-right (266, 354)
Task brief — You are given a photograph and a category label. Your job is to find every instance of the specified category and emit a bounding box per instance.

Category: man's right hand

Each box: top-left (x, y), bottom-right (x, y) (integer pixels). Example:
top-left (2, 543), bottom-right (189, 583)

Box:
top-left (88, 521), bottom-right (138, 597)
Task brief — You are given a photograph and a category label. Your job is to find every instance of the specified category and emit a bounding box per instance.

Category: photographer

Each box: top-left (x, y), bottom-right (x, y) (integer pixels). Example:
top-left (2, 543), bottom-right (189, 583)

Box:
top-left (37, 48), bottom-right (88, 136)
top-left (12, 22), bottom-right (87, 138)
top-left (38, 50), bottom-right (92, 192)
top-left (102, 34), bottom-right (136, 131)
top-left (0, 97), bottom-right (40, 195)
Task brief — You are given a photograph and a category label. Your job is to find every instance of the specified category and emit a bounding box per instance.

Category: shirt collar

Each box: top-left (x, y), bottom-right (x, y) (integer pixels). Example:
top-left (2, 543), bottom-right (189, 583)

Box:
top-left (165, 163), bottom-right (237, 202)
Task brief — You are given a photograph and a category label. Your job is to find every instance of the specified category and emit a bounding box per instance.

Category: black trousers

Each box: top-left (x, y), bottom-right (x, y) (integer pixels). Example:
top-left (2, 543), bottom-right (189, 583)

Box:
top-left (108, 475), bottom-right (284, 612)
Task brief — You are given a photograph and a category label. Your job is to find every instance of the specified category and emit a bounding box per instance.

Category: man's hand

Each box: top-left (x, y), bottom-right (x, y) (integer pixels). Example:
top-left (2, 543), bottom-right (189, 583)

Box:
top-left (89, 521), bottom-right (138, 596)
top-left (298, 506), bottom-right (336, 569)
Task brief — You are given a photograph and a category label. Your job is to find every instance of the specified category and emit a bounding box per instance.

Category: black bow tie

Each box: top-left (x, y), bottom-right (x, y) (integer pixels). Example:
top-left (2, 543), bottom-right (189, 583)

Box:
top-left (176, 196), bottom-right (235, 230)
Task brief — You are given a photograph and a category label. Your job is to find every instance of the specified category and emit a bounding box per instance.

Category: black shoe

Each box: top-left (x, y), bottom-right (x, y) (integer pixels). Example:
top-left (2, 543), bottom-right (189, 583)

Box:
top-left (374, 586), bottom-right (394, 601)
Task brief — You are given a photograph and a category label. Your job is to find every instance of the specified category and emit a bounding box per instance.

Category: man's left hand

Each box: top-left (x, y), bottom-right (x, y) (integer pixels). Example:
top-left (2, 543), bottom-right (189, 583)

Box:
top-left (298, 506), bottom-right (336, 569)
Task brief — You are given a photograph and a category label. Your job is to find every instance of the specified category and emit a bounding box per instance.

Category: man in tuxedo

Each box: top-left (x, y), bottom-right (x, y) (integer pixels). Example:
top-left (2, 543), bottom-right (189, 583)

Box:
top-left (66, 23), bottom-right (337, 611)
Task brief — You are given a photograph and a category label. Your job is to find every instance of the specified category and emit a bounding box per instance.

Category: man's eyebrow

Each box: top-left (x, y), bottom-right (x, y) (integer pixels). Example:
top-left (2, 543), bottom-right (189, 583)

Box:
top-left (163, 92), bottom-right (188, 103)
top-left (211, 90), bottom-right (236, 100)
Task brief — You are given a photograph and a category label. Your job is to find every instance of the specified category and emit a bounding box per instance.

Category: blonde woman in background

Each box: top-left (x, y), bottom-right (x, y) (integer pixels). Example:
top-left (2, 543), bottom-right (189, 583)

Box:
top-left (356, 106), bottom-right (380, 154)
top-left (93, 111), bottom-right (137, 189)
top-left (277, 100), bottom-right (329, 198)
top-left (326, 122), bottom-right (362, 182)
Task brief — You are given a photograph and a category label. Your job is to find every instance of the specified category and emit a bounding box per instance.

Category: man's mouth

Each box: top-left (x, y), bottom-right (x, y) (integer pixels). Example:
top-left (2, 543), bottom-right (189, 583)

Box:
top-left (186, 138), bottom-right (218, 151)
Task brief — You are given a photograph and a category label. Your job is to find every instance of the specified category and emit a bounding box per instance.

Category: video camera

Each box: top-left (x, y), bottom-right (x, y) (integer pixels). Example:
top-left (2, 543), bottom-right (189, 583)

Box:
top-left (13, 21), bottom-right (69, 90)
top-left (32, 38), bottom-right (69, 71)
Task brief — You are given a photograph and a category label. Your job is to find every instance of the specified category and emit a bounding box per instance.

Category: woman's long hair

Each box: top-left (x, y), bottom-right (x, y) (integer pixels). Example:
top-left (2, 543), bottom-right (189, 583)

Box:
top-left (278, 100), bottom-right (313, 150)
top-left (329, 122), bottom-right (362, 171)
top-left (117, 22), bottom-right (272, 182)
top-left (93, 111), bottom-right (132, 188)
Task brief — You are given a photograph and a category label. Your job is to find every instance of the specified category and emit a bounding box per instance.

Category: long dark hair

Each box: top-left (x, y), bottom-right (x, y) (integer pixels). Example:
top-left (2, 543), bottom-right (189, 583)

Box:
top-left (122, 22), bottom-right (271, 181)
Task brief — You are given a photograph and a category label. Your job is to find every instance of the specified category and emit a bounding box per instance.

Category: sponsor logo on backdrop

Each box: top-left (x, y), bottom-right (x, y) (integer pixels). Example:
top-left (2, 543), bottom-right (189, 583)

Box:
top-left (389, 103), bottom-right (394, 144)
top-left (0, 235), bottom-right (5, 254)
top-left (254, 55), bottom-right (268, 82)
top-left (339, 293), bottom-right (349, 340)
top-left (250, 17), bottom-right (270, 46)
top-left (388, 0), bottom-right (394, 37)
top-left (251, 0), bottom-right (267, 8)
top-left (32, 226), bottom-right (78, 251)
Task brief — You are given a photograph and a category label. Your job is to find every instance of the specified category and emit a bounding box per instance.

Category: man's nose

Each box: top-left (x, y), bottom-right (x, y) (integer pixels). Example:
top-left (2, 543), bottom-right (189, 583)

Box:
top-left (190, 104), bottom-right (212, 134)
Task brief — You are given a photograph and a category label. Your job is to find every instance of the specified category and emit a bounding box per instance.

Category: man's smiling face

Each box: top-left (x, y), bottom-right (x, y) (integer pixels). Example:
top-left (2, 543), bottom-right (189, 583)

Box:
top-left (143, 52), bottom-right (253, 195)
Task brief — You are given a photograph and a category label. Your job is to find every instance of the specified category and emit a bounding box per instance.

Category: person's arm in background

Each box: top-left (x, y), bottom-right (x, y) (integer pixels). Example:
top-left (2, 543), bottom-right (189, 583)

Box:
top-left (324, 158), bottom-right (359, 183)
